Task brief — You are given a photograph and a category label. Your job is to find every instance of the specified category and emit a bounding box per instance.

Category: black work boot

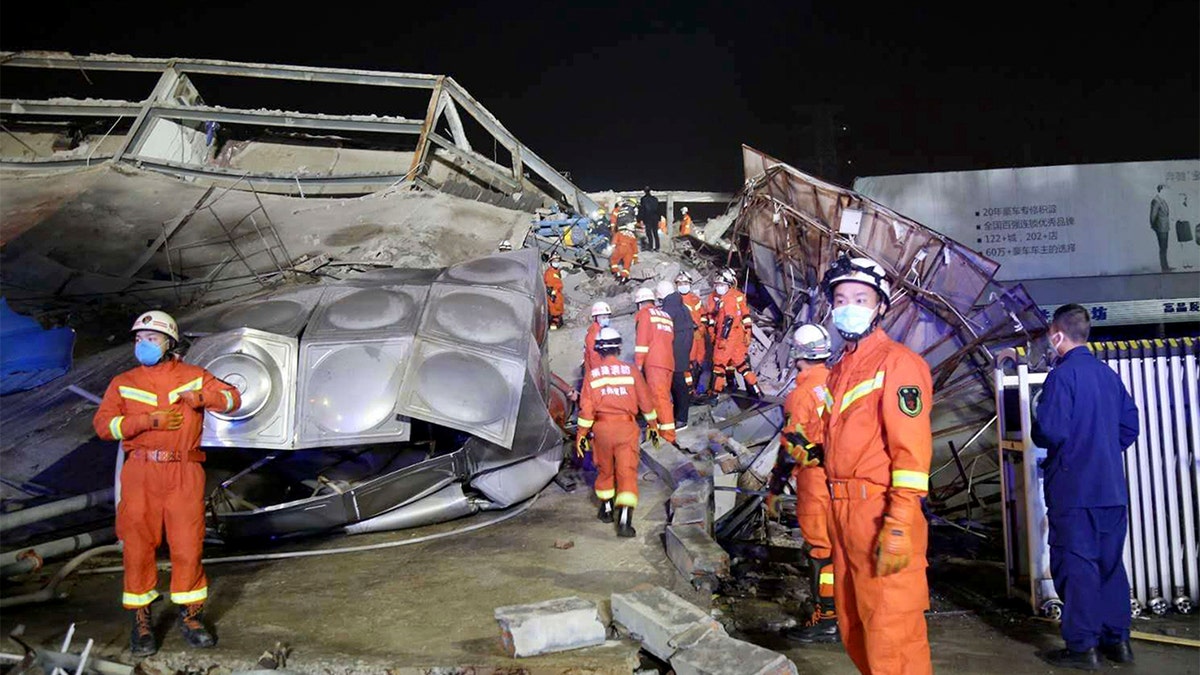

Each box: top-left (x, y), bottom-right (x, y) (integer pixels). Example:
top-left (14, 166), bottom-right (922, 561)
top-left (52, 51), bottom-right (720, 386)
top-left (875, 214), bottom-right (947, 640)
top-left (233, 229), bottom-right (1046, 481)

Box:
top-left (1100, 641), bottom-right (1134, 663)
top-left (725, 371), bottom-right (737, 393)
top-left (784, 611), bottom-right (840, 643)
top-left (129, 605), bottom-right (157, 657)
top-left (597, 499), bottom-right (615, 523)
top-left (616, 505), bottom-right (637, 538)
top-left (747, 382), bottom-right (763, 398)
top-left (1042, 647), bottom-right (1101, 671)
top-left (178, 603), bottom-right (216, 648)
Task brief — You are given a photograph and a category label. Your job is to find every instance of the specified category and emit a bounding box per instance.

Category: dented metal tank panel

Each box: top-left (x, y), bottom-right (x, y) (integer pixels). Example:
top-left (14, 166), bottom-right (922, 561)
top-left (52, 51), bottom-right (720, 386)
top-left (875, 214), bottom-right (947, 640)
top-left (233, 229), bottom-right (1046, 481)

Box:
top-left (344, 267), bottom-right (442, 287)
top-left (438, 248), bottom-right (539, 295)
top-left (305, 285), bottom-right (427, 337)
top-left (295, 338), bottom-right (413, 448)
top-left (417, 283), bottom-right (534, 359)
top-left (185, 328), bottom-right (297, 450)
top-left (182, 286), bottom-right (328, 338)
top-left (395, 337), bottom-right (526, 448)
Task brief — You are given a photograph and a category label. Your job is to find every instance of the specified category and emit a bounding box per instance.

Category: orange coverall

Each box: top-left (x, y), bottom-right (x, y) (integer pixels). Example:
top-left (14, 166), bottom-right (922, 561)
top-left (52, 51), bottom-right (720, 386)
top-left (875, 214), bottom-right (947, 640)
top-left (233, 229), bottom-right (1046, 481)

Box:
top-left (609, 231), bottom-right (638, 281)
top-left (679, 213), bottom-right (693, 237)
top-left (634, 305), bottom-right (676, 442)
top-left (93, 358), bottom-right (240, 610)
top-left (680, 291), bottom-right (705, 387)
top-left (544, 266), bottom-right (564, 328)
top-left (583, 321), bottom-right (601, 377)
top-left (822, 328), bottom-right (933, 675)
top-left (711, 287), bottom-right (758, 393)
top-left (783, 364), bottom-right (835, 617)
top-left (576, 355), bottom-right (658, 508)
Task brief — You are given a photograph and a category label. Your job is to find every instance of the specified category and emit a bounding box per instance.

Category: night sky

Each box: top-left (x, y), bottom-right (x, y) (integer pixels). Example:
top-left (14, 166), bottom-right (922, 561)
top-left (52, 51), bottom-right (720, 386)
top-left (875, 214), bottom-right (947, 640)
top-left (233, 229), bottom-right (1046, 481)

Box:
top-left (2, 1), bottom-right (1197, 192)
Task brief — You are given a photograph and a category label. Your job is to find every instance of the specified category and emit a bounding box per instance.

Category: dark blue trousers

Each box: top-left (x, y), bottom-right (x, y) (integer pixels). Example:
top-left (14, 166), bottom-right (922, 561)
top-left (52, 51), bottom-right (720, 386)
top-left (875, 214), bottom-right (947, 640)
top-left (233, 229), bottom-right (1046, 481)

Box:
top-left (1048, 506), bottom-right (1131, 652)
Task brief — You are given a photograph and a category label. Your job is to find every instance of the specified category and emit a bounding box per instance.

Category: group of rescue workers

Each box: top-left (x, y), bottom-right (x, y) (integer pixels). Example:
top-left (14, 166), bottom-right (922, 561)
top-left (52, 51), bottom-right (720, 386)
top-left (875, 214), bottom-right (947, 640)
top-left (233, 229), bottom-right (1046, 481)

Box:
top-left (570, 254), bottom-right (937, 674)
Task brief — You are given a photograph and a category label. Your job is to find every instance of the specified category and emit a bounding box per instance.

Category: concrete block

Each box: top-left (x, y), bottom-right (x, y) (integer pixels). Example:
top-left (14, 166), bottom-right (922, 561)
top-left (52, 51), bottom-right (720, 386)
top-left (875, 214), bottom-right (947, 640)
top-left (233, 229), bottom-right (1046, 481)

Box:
top-left (713, 463), bottom-right (738, 520)
top-left (671, 630), bottom-right (798, 675)
top-left (670, 479), bottom-right (713, 510)
top-left (641, 440), bottom-right (701, 488)
top-left (611, 586), bottom-right (726, 662)
top-left (494, 596), bottom-right (607, 657)
top-left (670, 501), bottom-right (709, 528)
top-left (665, 524), bottom-right (730, 584)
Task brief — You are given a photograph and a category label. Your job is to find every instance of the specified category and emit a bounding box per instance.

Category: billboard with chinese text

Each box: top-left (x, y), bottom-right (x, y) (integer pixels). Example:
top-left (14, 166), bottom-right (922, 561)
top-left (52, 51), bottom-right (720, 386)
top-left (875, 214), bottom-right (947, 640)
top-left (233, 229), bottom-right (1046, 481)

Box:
top-left (854, 160), bottom-right (1200, 281)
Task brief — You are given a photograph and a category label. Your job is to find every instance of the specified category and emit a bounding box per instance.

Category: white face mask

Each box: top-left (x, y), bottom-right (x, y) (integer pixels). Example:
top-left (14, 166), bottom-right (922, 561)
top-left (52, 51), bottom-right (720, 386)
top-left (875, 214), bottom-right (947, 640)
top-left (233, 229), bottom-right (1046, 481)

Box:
top-left (551, 261), bottom-right (562, 269)
top-left (714, 283), bottom-right (729, 296)
top-left (831, 304), bottom-right (878, 341)
top-left (677, 284), bottom-right (691, 295)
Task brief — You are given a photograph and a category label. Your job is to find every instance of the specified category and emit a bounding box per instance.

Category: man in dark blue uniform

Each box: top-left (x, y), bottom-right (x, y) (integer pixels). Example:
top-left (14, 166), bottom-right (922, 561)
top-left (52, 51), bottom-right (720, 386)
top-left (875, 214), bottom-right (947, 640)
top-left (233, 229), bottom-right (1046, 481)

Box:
top-left (1032, 304), bottom-right (1140, 671)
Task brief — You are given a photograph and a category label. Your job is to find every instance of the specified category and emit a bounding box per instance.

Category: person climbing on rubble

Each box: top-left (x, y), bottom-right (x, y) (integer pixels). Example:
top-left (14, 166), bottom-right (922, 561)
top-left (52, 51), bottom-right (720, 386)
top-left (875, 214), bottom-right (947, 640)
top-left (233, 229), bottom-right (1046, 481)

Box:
top-left (820, 256), bottom-right (933, 674)
top-left (583, 301), bottom-right (612, 376)
top-left (633, 286), bottom-right (677, 442)
top-left (678, 206), bottom-right (694, 237)
top-left (609, 221), bottom-right (639, 283)
top-left (764, 323), bottom-right (840, 644)
top-left (656, 279), bottom-right (695, 432)
top-left (92, 310), bottom-right (242, 657)
top-left (676, 271), bottom-right (705, 393)
top-left (575, 326), bottom-right (660, 537)
top-left (544, 253), bottom-right (565, 330)
top-left (710, 268), bottom-right (762, 399)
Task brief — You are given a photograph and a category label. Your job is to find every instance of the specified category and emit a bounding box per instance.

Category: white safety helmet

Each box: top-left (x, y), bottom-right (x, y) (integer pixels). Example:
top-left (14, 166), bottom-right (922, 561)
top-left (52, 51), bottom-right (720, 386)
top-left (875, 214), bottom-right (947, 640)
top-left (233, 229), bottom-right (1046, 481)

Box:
top-left (674, 271), bottom-right (692, 285)
top-left (792, 323), bottom-right (832, 361)
top-left (716, 267), bottom-right (738, 287)
top-left (131, 310), bottom-right (179, 342)
top-left (590, 300), bottom-right (612, 317)
top-left (595, 326), bottom-right (622, 352)
top-left (822, 256), bottom-right (891, 307)
top-left (681, 206), bottom-right (689, 215)
top-left (498, 239), bottom-right (513, 252)
top-left (634, 287), bottom-right (657, 304)
top-left (655, 279), bottom-right (676, 300)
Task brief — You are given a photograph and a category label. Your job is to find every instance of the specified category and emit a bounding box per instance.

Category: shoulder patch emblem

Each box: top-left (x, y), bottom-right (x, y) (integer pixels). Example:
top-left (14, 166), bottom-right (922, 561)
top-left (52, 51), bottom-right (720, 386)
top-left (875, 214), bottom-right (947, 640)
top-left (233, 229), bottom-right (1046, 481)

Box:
top-left (898, 386), bottom-right (922, 417)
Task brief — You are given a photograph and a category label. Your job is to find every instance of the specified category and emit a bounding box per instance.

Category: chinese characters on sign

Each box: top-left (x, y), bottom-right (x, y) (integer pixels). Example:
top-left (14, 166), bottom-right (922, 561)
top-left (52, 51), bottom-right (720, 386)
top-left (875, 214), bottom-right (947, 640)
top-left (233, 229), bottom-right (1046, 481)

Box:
top-left (976, 205), bottom-right (1076, 259)
top-left (1039, 299), bottom-right (1200, 326)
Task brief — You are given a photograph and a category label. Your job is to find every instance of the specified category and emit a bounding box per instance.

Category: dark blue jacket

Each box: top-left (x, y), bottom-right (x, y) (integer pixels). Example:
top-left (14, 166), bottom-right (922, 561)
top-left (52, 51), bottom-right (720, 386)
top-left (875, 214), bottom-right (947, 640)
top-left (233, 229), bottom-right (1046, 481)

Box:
top-left (1032, 346), bottom-right (1139, 511)
top-left (660, 293), bottom-right (694, 372)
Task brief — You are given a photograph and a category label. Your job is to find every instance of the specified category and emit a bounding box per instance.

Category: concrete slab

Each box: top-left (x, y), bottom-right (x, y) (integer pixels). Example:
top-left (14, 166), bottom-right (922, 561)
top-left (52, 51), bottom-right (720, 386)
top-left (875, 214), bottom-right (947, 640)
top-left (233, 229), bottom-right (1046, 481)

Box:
top-left (493, 596), bottom-right (607, 657)
top-left (610, 586), bottom-right (725, 662)
top-left (670, 501), bottom-right (711, 532)
top-left (665, 524), bottom-right (731, 586)
top-left (671, 630), bottom-right (797, 675)
top-left (641, 440), bottom-right (702, 488)
top-left (670, 479), bottom-right (713, 510)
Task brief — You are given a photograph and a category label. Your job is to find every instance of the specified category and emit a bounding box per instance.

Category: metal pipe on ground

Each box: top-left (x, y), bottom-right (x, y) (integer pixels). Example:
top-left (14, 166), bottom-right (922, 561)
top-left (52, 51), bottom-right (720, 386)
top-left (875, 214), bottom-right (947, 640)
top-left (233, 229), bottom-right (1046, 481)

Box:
top-left (0, 488), bottom-right (115, 533)
top-left (0, 526), bottom-right (117, 577)
top-left (0, 543), bottom-right (122, 608)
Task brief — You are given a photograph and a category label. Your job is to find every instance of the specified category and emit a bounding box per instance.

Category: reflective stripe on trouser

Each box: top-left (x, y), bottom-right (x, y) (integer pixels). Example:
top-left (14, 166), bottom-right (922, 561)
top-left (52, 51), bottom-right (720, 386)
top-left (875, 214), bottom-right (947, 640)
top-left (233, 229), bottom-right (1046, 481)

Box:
top-left (591, 420), bottom-right (641, 511)
top-left (644, 366), bottom-right (675, 442)
top-left (118, 459), bottom-right (208, 609)
top-left (610, 241), bottom-right (634, 278)
top-left (794, 465), bottom-right (832, 559)
top-left (830, 488), bottom-right (931, 675)
top-left (1049, 506), bottom-right (1131, 652)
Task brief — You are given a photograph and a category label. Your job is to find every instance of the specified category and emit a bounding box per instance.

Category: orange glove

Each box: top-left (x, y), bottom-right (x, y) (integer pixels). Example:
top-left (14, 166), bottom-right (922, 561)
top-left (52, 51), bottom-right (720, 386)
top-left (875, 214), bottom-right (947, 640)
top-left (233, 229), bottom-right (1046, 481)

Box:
top-left (875, 515), bottom-right (913, 576)
top-left (177, 390), bottom-right (208, 410)
top-left (124, 409), bottom-right (184, 436)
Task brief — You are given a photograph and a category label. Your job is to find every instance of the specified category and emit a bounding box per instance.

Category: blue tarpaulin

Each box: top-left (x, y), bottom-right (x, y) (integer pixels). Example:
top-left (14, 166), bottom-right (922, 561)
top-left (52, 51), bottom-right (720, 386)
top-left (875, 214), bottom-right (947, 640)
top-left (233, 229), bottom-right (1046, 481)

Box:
top-left (0, 298), bottom-right (75, 395)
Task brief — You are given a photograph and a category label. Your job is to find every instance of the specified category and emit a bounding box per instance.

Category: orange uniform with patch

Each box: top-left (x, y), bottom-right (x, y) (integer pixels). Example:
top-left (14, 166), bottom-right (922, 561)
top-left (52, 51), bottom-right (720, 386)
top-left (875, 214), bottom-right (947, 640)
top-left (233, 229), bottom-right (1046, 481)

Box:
top-left (544, 266), bottom-right (564, 327)
top-left (783, 364), bottom-right (835, 607)
top-left (583, 321), bottom-right (602, 376)
top-left (93, 358), bottom-right (240, 609)
top-left (711, 287), bottom-right (758, 393)
top-left (609, 231), bottom-right (638, 280)
top-left (680, 291), bottom-right (705, 376)
top-left (679, 213), bottom-right (693, 236)
top-left (576, 355), bottom-right (658, 508)
top-left (822, 328), bottom-right (933, 675)
top-left (635, 305), bottom-right (676, 441)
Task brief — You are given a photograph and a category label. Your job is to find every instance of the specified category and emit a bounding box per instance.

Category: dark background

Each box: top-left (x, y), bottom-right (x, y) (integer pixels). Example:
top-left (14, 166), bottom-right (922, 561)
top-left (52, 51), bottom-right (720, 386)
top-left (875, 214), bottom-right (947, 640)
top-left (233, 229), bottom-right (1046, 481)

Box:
top-left (2, 0), bottom-right (1197, 191)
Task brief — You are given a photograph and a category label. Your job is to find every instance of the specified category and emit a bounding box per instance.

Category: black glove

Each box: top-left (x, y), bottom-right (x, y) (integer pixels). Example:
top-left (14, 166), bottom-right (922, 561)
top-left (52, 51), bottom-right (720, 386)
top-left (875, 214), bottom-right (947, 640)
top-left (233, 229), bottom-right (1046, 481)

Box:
top-left (721, 316), bottom-right (733, 340)
top-left (784, 431), bottom-right (825, 467)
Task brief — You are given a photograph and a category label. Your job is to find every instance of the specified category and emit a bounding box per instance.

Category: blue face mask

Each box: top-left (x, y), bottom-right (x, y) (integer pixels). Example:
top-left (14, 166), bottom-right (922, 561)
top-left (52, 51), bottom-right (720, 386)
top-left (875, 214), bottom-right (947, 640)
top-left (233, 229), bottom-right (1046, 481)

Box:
top-left (598, 316), bottom-right (611, 328)
top-left (831, 305), bottom-right (877, 340)
top-left (135, 340), bottom-right (165, 366)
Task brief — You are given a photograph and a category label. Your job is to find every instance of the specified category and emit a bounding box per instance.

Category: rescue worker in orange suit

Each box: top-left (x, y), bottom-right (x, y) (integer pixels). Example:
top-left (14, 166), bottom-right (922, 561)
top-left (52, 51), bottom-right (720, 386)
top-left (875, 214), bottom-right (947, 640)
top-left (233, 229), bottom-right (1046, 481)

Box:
top-left (583, 301), bottom-right (612, 377)
top-left (93, 310), bottom-right (242, 657)
top-left (676, 271), bottom-right (705, 392)
top-left (678, 206), bottom-right (693, 237)
top-left (820, 256), bottom-right (933, 675)
top-left (609, 223), bottom-right (639, 283)
top-left (575, 326), bottom-right (660, 537)
top-left (544, 254), bottom-right (565, 330)
top-left (633, 286), bottom-right (676, 442)
top-left (765, 324), bottom-right (839, 643)
top-left (656, 279), bottom-right (695, 431)
top-left (710, 268), bottom-right (762, 398)
top-left (695, 279), bottom-right (722, 400)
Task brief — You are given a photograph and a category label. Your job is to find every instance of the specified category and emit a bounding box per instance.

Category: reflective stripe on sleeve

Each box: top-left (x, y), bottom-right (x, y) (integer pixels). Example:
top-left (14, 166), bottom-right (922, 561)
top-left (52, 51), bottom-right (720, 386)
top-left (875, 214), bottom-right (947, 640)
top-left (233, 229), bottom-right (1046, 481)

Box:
top-left (577, 418), bottom-right (594, 429)
top-left (118, 386), bottom-right (158, 406)
top-left (819, 572), bottom-right (835, 586)
top-left (892, 469), bottom-right (930, 491)
top-left (839, 371), bottom-right (885, 413)
top-left (122, 589), bottom-right (160, 608)
top-left (170, 587), bottom-right (208, 605)
top-left (643, 411), bottom-right (658, 421)
top-left (109, 416), bottom-right (126, 441)
top-left (221, 390), bottom-right (235, 412)
top-left (167, 377), bottom-right (204, 404)
top-left (659, 422), bottom-right (675, 431)
top-left (635, 346), bottom-right (650, 353)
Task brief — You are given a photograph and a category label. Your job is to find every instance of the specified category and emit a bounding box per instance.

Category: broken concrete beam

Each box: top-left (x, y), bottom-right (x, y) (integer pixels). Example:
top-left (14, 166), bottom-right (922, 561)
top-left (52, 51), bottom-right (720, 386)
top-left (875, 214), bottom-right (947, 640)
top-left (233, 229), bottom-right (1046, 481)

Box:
top-left (641, 440), bottom-right (701, 488)
top-left (670, 479), bottom-right (713, 510)
top-left (665, 523), bottom-right (730, 585)
top-left (713, 462), bottom-right (738, 520)
top-left (670, 630), bottom-right (798, 675)
top-left (494, 596), bottom-right (607, 657)
top-left (611, 586), bottom-right (726, 662)
top-left (670, 501), bottom-right (712, 534)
